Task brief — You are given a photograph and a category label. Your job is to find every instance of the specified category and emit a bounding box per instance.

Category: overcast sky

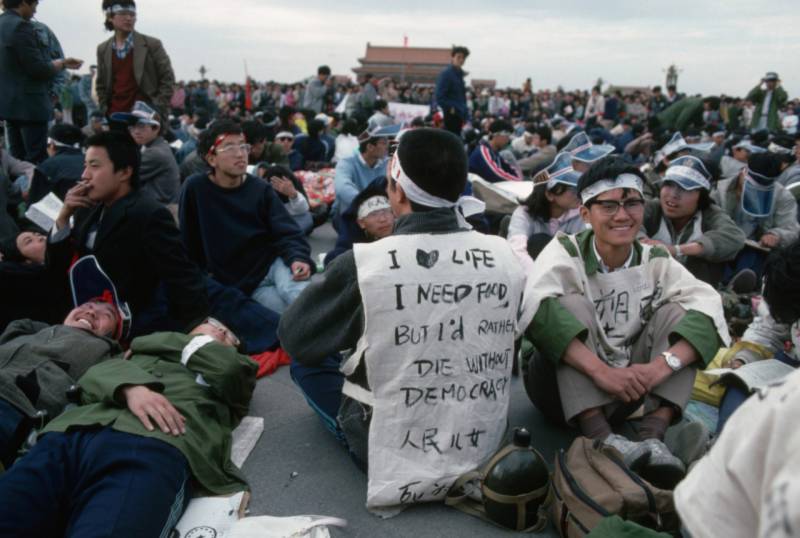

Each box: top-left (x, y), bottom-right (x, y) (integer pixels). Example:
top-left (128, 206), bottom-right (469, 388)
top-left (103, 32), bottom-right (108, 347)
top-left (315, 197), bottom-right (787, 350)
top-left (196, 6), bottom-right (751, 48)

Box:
top-left (38, 0), bottom-right (799, 97)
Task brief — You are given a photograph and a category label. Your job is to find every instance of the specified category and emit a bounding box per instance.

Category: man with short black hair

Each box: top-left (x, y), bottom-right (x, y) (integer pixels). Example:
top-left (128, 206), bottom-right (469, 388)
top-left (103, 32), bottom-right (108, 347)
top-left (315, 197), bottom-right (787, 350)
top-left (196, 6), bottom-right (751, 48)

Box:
top-left (367, 99), bottom-right (393, 130)
top-left (0, 0), bottom-right (83, 163)
top-left (516, 125), bottom-right (557, 175)
top-left (47, 130), bottom-right (209, 337)
top-left (29, 123), bottom-right (85, 203)
top-left (332, 126), bottom-right (392, 221)
top-left (468, 119), bottom-right (523, 183)
top-left (180, 120), bottom-right (314, 314)
top-left (280, 128), bottom-right (524, 511)
top-left (112, 100), bottom-right (180, 204)
top-left (521, 156), bottom-right (729, 489)
top-left (435, 45), bottom-right (470, 136)
top-left (96, 0), bottom-right (175, 116)
top-left (302, 64), bottom-right (332, 114)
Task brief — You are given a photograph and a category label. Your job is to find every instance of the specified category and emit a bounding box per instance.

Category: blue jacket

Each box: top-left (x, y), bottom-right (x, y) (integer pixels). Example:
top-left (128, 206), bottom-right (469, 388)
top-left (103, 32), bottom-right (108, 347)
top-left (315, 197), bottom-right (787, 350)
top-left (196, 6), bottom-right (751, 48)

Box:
top-left (31, 147), bottom-right (84, 203)
top-left (179, 173), bottom-right (314, 295)
top-left (333, 151), bottom-right (387, 217)
top-left (324, 177), bottom-right (387, 267)
top-left (435, 64), bottom-right (467, 119)
top-left (468, 140), bottom-right (523, 184)
top-left (0, 11), bottom-right (58, 122)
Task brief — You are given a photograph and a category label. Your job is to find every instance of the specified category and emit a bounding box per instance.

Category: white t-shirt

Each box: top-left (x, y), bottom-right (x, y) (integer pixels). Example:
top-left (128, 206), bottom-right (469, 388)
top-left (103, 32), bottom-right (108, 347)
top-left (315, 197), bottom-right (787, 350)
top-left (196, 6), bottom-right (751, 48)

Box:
top-left (675, 368), bottom-right (800, 538)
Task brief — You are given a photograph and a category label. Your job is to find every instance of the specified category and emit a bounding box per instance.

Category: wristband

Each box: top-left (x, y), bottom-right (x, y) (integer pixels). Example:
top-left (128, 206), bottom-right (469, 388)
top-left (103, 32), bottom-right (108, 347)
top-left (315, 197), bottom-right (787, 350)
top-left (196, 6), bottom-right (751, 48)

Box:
top-left (674, 244), bottom-right (682, 257)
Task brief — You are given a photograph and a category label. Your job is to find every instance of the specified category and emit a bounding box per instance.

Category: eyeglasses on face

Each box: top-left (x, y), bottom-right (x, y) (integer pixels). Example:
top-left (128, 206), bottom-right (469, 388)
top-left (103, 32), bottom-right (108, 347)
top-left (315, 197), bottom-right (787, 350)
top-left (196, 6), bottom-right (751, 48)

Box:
top-left (588, 198), bottom-right (645, 216)
top-left (216, 143), bottom-right (252, 155)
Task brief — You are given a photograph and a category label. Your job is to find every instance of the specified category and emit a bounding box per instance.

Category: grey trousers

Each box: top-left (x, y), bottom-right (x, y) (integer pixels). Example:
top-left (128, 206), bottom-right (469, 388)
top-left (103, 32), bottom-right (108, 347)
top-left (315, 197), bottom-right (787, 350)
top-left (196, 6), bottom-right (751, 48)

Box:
top-left (530, 294), bottom-right (697, 424)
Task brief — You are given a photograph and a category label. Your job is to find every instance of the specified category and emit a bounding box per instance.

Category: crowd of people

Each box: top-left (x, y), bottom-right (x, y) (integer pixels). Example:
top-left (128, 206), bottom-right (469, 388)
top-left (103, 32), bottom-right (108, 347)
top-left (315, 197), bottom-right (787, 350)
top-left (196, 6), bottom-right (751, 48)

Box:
top-left (1, 0), bottom-right (800, 536)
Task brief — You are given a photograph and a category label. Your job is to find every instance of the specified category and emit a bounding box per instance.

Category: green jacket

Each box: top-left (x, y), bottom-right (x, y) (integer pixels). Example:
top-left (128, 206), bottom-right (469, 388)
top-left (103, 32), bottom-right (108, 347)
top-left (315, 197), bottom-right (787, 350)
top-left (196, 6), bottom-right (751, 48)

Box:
top-left (746, 84), bottom-right (788, 132)
top-left (44, 332), bottom-right (257, 496)
top-left (641, 199), bottom-right (746, 263)
top-left (525, 230), bottom-right (721, 366)
top-left (656, 97), bottom-right (704, 132)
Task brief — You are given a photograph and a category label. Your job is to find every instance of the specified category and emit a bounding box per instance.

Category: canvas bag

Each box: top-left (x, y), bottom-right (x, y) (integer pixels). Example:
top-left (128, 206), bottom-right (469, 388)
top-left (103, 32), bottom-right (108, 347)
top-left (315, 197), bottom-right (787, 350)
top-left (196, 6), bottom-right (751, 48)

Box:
top-left (551, 437), bottom-right (677, 538)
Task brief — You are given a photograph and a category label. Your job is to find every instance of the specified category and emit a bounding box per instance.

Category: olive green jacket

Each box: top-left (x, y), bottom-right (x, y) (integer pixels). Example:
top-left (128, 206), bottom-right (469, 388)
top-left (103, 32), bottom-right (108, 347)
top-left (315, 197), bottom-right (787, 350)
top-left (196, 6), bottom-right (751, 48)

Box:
top-left (746, 85), bottom-right (788, 132)
top-left (45, 332), bottom-right (257, 496)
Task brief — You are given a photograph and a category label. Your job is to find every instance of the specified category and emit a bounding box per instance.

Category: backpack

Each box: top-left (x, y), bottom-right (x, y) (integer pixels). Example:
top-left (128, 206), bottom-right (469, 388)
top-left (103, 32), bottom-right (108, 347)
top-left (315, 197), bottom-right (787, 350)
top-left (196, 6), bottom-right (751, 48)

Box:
top-left (551, 437), bottom-right (678, 537)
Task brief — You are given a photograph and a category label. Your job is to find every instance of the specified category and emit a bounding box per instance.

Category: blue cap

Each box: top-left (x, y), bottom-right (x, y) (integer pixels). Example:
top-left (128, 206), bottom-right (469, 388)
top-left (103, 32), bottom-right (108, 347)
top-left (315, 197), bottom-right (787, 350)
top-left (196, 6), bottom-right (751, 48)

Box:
top-left (543, 151), bottom-right (582, 188)
top-left (662, 155), bottom-right (712, 191)
top-left (563, 132), bottom-right (615, 163)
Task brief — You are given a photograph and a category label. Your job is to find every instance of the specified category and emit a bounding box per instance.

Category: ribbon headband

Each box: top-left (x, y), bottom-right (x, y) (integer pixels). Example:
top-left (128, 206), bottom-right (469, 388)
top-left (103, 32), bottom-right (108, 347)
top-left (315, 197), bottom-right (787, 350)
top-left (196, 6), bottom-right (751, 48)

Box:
top-left (389, 154), bottom-right (485, 229)
top-left (357, 196), bottom-right (391, 220)
top-left (580, 173), bottom-right (643, 204)
top-left (47, 137), bottom-right (80, 150)
top-left (106, 4), bottom-right (137, 14)
top-left (207, 133), bottom-right (235, 158)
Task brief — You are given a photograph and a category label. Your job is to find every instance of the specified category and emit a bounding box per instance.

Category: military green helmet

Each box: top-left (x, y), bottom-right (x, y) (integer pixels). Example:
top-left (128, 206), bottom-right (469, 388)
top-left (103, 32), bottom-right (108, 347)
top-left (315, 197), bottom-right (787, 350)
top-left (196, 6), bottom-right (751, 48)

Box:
top-left (482, 428), bottom-right (551, 531)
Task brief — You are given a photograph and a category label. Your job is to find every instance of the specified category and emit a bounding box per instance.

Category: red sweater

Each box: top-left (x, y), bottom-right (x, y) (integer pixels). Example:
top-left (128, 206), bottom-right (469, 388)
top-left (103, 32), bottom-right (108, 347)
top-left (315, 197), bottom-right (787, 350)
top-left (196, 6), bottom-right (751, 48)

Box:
top-left (109, 52), bottom-right (140, 114)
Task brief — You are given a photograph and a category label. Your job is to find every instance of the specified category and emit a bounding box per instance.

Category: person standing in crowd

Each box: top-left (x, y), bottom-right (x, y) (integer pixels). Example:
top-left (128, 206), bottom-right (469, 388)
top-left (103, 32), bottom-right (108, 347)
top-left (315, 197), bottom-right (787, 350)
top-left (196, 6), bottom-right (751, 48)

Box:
top-left (522, 156), bottom-right (729, 490)
top-left (468, 119), bottom-right (523, 183)
top-left (302, 65), bottom-right (332, 114)
top-left (96, 0), bottom-right (175, 117)
top-left (747, 72), bottom-right (787, 133)
top-left (640, 155), bottom-right (745, 288)
top-left (435, 45), bottom-right (469, 137)
top-left (0, 0), bottom-right (83, 163)
top-left (180, 120), bottom-right (314, 315)
top-left (48, 131), bottom-right (209, 337)
top-left (112, 101), bottom-right (180, 205)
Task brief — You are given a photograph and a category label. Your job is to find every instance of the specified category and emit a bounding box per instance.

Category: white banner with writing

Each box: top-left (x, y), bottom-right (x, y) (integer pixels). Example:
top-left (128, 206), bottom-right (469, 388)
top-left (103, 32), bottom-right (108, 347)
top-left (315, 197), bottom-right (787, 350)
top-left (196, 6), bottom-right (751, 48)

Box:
top-left (388, 102), bottom-right (430, 125)
top-left (349, 231), bottom-right (525, 512)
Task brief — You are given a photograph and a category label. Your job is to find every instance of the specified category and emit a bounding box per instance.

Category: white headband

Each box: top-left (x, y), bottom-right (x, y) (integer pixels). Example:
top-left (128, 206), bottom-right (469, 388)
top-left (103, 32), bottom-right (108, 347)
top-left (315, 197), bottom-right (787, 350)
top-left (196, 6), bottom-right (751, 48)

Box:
top-left (580, 173), bottom-right (643, 204)
top-left (47, 137), bottom-right (80, 150)
top-left (357, 196), bottom-right (391, 220)
top-left (390, 154), bottom-right (485, 229)
top-left (664, 165), bottom-right (711, 190)
top-left (106, 4), bottom-right (137, 14)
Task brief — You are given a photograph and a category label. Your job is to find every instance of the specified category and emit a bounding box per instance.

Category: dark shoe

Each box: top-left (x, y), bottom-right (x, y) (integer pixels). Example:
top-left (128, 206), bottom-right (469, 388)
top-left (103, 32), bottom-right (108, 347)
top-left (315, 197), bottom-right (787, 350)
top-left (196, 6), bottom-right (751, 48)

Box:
top-left (728, 269), bottom-right (758, 294)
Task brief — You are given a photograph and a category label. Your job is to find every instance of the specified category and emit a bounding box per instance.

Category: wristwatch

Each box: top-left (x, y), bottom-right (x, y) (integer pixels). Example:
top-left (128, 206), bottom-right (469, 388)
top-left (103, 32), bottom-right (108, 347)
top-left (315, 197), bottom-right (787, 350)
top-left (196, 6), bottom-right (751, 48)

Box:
top-left (661, 351), bottom-right (682, 372)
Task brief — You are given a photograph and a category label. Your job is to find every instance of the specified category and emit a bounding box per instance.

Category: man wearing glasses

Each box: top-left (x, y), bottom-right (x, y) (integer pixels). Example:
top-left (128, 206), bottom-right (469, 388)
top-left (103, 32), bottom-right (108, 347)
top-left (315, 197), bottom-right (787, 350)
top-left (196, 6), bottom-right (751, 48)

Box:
top-left (112, 100), bottom-right (180, 204)
top-left (96, 0), bottom-right (175, 118)
top-left (521, 156), bottom-right (729, 489)
top-left (180, 120), bottom-right (314, 315)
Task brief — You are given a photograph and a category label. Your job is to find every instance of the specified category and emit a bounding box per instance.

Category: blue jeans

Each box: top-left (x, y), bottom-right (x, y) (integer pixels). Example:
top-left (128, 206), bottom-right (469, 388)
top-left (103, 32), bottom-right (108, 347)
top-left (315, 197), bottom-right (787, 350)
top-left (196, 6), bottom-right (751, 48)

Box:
top-left (251, 258), bottom-right (310, 314)
top-left (289, 355), bottom-right (345, 443)
top-left (0, 427), bottom-right (191, 538)
top-left (0, 398), bottom-right (25, 468)
top-left (723, 246), bottom-right (767, 285)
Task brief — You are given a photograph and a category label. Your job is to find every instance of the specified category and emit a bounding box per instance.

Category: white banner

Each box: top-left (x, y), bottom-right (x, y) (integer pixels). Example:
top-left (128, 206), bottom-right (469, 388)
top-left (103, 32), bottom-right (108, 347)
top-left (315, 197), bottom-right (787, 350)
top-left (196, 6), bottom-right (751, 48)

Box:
top-left (351, 232), bottom-right (525, 512)
top-left (388, 102), bottom-right (430, 125)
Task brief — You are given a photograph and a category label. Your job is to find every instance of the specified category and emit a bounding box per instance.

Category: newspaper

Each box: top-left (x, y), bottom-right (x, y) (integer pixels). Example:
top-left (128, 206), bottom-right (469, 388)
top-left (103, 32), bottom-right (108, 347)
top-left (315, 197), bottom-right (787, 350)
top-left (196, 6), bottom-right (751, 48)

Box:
top-left (704, 359), bottom-right (794, 392)
top-left (24, 192), bottom-right (63, 231)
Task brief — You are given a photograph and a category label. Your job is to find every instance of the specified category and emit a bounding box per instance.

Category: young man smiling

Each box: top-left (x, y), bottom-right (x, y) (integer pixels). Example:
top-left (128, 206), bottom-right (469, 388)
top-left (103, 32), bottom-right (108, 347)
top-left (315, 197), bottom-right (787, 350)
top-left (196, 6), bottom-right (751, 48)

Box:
top-left (180, 120), bottom-right (314, 315)
top-left (521, 156), bottom-right (729, 489)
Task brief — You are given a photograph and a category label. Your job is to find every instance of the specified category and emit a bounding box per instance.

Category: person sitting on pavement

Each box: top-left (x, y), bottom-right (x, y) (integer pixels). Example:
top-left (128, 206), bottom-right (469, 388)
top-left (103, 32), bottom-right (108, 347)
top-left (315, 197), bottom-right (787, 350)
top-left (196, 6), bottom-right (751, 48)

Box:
top-left (640, 155), bottom-right (745, 288)
top-left (674, 243), bottom-right (800, 538)
top-left (111, 100), bottom-right (181, 205)
top-left (366, 99), bottom-right (394, 131)
top-left (468, 118), bottom-right (523, 184)
top-left (29, 123), bottom-right (85, 204)
top-left (0, 319), bottom-right (256, 537)
top-left (278, 129), bottom-right (522, 513)
top-left (713, 152), bottom-right (800, 288)
top-left (521, 155), bottom-right (729, 489)
top-left (515, 124), bottom-right (557, 176)
top-left (323, 177), bottom-right (394, 267)
top-left (720, 138), bottom-right (764, 181)
top-left (507, 152), bottom-right (585, 273)
top-left (0, 299), bottom-right (122, 469)
top-left (180, 120), bottom-right (314, 315)
top-left (258, 164), bottom-right (313, 234)
top-left (331, 125), bottom-right (392, 224)
top-left (47, 130), bottom-right (210, 337)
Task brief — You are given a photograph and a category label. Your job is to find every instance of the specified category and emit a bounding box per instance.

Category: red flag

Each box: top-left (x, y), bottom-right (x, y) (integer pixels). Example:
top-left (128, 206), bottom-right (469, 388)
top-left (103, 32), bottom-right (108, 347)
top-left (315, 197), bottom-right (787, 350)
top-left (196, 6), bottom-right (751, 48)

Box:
top-left (245, 76), bottom-right (253, 111)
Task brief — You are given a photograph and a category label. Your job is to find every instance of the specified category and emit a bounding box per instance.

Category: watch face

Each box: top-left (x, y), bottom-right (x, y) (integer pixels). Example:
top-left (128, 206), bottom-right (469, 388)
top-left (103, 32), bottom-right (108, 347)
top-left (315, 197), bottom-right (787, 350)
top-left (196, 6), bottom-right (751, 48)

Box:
top-left (185, 527), bottom-right (217, 538)
top-left (665, 354), bottom-right (681, 369)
